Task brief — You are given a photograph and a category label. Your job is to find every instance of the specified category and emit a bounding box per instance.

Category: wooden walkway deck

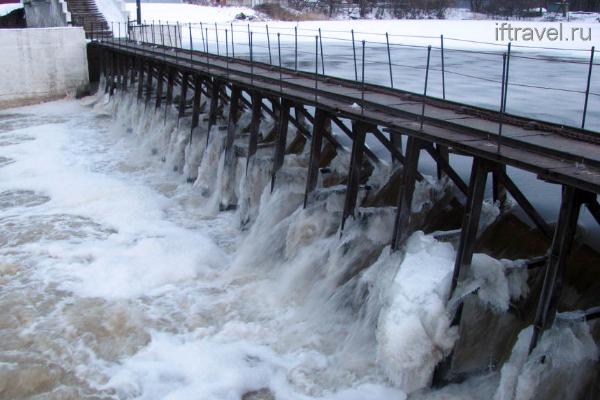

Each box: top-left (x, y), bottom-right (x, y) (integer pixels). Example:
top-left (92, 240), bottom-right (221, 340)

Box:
top-left (97, 39), bottom-right (600, 194)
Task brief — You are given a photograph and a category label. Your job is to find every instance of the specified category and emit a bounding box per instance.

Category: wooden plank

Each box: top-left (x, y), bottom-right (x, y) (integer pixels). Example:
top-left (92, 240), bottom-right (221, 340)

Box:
top-left (96, 42), bottom-right (600, 194)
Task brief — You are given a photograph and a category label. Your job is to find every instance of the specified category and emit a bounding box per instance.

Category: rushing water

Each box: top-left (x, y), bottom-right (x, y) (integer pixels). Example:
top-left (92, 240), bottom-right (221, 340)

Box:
top-left (0, 89), bottom-right (596, 399)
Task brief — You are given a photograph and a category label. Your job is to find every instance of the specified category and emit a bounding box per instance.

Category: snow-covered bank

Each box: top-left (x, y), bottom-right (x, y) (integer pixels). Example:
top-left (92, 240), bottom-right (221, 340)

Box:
top-left (126, 3), bottom-right (258, 24)
top-left (0, 3), bottom-right (23, 17)
top-left (125, 4), bottom-right (599, 52)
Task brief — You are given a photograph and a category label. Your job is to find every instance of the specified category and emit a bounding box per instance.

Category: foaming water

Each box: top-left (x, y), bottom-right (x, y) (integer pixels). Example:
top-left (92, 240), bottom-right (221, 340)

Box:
top-left (0, 92), bottom-right (595, 399)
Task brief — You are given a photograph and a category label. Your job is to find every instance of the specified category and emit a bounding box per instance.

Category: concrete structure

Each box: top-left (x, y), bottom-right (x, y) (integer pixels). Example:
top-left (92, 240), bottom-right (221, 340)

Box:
top-left (0, 27), bottom-right (89, 108)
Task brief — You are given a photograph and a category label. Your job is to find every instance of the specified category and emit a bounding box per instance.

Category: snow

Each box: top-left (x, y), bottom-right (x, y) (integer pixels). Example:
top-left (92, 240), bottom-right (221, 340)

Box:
top-left (0, 3), bottom-right (22, 17)
top-left (96, 0), bottom-right (128, 25)
top-left (125, 3), bottom-right (257, 24)
top-left (126, 4), bottom-right (599, 53)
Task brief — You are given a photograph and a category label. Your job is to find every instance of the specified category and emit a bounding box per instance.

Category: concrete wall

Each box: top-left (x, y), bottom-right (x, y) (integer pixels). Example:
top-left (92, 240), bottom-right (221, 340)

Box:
top-left (0, 27), bottom-right (89, 109)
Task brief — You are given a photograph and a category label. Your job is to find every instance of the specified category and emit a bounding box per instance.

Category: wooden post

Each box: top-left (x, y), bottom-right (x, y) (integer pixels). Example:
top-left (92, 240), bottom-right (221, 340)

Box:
top-left (165, 67), bottom-right (175, 106)
top-left (129, 56), bottom-right (137, 87)
top-left (246, 92), bottom-right (262, 173)
top-left (450, 157), bottom-right (490, 297)
top-left (271, 98), bottom-right (291, 192)
top-left (109, 52), bottom-right (117, 95)
top-left (390, 133), bottom-right (402, 165)
top-left (145, 61), bottom-right (153, 104)
top-left (391, 136), bottom-right (424, 251)
top-left (224, 85), bottom-right (242, 169)
top-left (137, 58), bottom-right (144, 100)
top-left (121, 56), bottom-right (128, 91)
top-left (103, 51), bottom-right (110, 93)
top-left (436, 145), bottom-right (449, 180)
top-left (341, 120), bottom-right (368, 232)
top-left (206, 78), bottom-right (221, 144)
top-left (178, 72), bottom-right (189, 119)
top-left (102, 49), bottom-right (109, 91)
top-left (155, 64), bottom-right (164, 109)
top-left (303, 108), bottom-right (327, 208)
top-left (492, 164), bottom-right (507, 207)
top-left (529, 186), bottom-right (583, 353)
top-left (190, 75), bottom-right (202, 136)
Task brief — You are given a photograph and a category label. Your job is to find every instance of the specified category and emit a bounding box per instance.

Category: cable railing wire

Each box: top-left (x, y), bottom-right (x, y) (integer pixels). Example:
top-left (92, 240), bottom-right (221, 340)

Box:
top-left (97, 21), bottom-right (599, 132)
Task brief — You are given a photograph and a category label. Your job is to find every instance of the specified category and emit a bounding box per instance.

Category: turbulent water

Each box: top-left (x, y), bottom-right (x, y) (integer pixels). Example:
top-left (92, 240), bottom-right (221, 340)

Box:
top-left (0, 89), bottom-right (596, 399)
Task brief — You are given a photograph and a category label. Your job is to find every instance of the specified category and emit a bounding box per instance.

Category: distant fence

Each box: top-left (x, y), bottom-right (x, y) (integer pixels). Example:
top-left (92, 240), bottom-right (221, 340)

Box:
top-left (129, 23), bottom-right (182, 47)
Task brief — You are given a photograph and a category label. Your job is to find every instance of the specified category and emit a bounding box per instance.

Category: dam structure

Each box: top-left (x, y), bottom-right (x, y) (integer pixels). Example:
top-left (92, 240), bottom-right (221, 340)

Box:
top-left (1, 11), bottom-right (600, 399)
top-left (83, 22), bottom-right (600, 396)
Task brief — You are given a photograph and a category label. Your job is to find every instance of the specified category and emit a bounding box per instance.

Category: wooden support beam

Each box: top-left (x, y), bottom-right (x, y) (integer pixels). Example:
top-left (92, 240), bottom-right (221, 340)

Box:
top-left (102, 49), bottom-right (108, 89)
top-left (436, 144), bottom-right (449, 180)
top-left (585, 198), bottom-right (600, 226)
top-left (189, 74), bottom-right (203, 144)
top-left (178, 72), bottom-right (189, 119)
top-left (121, 56), bottom-right (128, 91)
top-left (246, 92), bottom-right (262, 173)
top-left (206, 78), bottom-right (222, 144)
top-left (103, 51), bottom-right (111, 94)
top-left (391, 133), bottom-right (403, 165)
top-left (492, 164), bottom-right (508, 207)
top-left (303, 108), bottom-right (327, 208)
top-left (129, 56), bottom-right (137, 87)
top-left (296, 106), bottom-right (342, 150)
top-left (497, 169), bottom-right (553, 239)
top-left (165, 67), bottom-right (175, 106)
top-left (450, 157), bottom-right (490, 297)
top-left (155, 64), bottom-right (164, 109)
top-left (341, 120), bottom-right (368, 231)
top-left (391, 137), bottom-right (425, 250)
top-left (137, 58), bottom-right (144, 100)
top-left (330, 115), bottom-right (379, 164)
top-left (224, 85), bottom-right (242, 169)
top-left (423, 143), bottom-right (469, 196)
top-left (145, 61), bottom-right (154, 104)
top-left (371, 128), bottom-right (406, 165)
top-left (109, 53), bottom-right (117, 96)
top-left (270, 99), bottom-right (292, 192)
top-left (529, 186), bottom-right (583, 353)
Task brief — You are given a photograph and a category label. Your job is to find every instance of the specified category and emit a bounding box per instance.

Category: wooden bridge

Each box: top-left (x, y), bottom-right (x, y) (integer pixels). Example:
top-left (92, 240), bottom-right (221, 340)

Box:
top-left (89, 32), bottom-right (600, 370)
